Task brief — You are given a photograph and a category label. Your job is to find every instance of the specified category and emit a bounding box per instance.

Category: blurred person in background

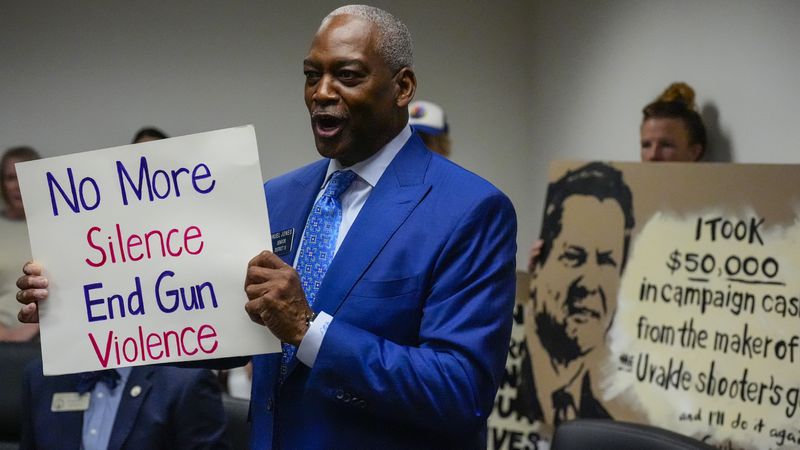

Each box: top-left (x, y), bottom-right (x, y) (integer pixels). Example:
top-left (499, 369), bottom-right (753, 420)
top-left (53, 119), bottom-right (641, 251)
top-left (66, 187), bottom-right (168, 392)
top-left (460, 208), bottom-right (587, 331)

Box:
top-left (640, 82), bottom-right (707, 162)
top-left (22, 359), bottom-right (230, 450)
top-left (0, 146), bottom-right (40, 341)
top-left (408, 100), bottom-right (451, 158)
top-left (131, 127), bottom-right (168, 144)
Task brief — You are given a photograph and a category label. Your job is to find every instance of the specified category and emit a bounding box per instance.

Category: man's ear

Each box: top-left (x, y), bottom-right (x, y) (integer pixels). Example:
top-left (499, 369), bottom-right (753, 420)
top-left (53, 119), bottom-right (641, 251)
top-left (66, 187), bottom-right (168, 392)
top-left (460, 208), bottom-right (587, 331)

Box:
top-left (394, 67), bottom-right (416, 108)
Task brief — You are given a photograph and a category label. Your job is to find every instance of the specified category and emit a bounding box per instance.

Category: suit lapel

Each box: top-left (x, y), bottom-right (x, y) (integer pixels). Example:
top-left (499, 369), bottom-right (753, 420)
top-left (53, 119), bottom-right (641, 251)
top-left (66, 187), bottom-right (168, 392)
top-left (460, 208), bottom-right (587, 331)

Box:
top-left (54, 375), bottom-right (85, 449)
top-left (107, 367), bottom-right (153, 450)
top-left (263, 162), bottom-right (326, 388)
top-left (267, 161), bottom-right (327, 265)
top-left (286, 135), bottom-right (432, 375)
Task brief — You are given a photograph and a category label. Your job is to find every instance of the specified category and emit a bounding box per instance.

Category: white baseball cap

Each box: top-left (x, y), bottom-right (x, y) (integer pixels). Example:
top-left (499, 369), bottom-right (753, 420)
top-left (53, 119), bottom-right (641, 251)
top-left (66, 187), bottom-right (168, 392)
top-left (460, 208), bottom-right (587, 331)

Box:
top-left (409, 100), bottom-right (448, 135)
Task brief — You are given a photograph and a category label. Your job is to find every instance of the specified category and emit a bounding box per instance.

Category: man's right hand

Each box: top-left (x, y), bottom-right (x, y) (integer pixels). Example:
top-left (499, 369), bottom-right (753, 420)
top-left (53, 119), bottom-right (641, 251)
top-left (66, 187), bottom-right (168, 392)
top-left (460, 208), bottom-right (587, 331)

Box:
top-left (244, 250), bottom-right (313, 347)
top-left (15, 261), bottom-right (48, 323)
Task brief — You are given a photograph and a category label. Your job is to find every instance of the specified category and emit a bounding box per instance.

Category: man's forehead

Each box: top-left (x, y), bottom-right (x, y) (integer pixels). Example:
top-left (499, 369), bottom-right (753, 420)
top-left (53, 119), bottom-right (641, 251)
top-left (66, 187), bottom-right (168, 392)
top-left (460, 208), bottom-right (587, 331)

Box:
top-left (310, 14), bottom-right (377, 52)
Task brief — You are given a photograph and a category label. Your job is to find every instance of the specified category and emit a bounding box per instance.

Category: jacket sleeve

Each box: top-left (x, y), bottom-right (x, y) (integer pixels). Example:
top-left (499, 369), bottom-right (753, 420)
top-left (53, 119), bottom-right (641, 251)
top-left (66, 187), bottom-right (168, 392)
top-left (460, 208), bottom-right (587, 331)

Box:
top-left (307, 192), bottom-right (517, 436)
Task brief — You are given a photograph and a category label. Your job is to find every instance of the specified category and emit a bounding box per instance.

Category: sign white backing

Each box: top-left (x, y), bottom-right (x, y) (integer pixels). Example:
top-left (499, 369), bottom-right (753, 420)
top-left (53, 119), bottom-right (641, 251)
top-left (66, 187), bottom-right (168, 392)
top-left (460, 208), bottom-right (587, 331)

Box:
top-left (17, 125), bottom-right (279, 375)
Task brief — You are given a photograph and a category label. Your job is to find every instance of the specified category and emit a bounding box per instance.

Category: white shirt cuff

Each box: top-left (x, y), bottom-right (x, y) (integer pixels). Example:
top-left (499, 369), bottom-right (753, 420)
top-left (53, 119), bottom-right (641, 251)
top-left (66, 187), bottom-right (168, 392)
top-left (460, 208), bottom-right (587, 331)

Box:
top-left (296, 311), bottom-right (333, 367)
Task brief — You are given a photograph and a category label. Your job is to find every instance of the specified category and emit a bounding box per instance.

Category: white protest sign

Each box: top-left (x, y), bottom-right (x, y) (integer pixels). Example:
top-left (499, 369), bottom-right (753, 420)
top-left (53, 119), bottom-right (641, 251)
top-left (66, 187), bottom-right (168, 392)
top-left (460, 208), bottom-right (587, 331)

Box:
top-left (17, 125), bottom-right (280, 375)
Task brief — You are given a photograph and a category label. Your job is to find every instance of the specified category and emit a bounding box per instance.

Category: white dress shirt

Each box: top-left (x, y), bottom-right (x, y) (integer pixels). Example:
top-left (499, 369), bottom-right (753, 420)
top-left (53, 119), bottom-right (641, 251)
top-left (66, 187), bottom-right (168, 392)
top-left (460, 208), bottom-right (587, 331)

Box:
top-left (296, 125), bottom-right (412, 367)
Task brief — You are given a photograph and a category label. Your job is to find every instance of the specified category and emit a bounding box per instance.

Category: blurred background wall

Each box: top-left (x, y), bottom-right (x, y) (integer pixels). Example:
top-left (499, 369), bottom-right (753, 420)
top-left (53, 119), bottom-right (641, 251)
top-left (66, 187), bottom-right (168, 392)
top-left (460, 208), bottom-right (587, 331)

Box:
top-left (2, 0), bottom-right (798, 269)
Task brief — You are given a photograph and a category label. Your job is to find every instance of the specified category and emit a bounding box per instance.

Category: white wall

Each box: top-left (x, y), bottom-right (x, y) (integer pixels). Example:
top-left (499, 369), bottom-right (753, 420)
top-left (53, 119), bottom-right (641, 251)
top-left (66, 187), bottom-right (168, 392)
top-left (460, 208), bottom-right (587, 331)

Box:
top-left (530, 0), bottom-right (800, 164)
top-left (528, 0), bottom-right (800, 264)
top-left (0, 0), bottom-right (535, 268)
top-left (3, 1), bottom-right (799, 269)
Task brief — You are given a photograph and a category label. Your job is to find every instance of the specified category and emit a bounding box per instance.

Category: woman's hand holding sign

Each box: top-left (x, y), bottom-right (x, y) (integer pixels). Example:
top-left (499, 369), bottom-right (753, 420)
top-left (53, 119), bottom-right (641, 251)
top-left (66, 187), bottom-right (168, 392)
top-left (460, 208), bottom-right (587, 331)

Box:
top-left (244, 250), bottom-right (312, 347)
top-left (16, 261), bottom-right (48, 323)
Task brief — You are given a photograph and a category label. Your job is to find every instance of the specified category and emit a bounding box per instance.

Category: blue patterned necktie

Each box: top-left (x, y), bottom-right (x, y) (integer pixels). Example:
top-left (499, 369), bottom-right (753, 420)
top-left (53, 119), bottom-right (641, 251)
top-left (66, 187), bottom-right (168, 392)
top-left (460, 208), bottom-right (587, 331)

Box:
top-left (280, 170), bottom-right (357, 381)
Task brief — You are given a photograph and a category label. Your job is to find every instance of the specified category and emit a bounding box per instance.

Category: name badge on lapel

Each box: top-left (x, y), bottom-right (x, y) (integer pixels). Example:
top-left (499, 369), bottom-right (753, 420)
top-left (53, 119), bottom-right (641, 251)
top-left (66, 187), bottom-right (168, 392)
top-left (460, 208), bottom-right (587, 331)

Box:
top-left (271, 228), bottom-right (295, 257)
top-left (51, 392), bottom-right (91, 412)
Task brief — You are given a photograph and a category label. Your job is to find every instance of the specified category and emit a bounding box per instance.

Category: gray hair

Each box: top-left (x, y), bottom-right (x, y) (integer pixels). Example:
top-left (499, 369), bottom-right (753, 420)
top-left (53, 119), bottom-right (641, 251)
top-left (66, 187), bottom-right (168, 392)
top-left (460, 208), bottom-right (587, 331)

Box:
top-left (324, 5), bottom-right (413, 73)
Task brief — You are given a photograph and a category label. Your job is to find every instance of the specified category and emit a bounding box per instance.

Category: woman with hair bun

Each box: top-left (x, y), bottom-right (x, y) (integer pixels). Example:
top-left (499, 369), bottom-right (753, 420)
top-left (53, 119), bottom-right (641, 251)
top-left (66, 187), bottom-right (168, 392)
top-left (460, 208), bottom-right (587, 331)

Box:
top-left (640, 82), bottom-right (707, 162)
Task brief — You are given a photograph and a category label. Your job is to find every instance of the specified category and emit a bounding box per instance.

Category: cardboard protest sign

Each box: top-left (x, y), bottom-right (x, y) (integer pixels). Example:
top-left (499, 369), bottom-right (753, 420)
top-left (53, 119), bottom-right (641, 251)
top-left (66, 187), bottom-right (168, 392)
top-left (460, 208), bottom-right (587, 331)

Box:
top-left (16, 125), bottom-right (280, 375)
top-left (487, 271), bottom-right (542, 450)
top-left (526, 160), bottom-right (800, 449)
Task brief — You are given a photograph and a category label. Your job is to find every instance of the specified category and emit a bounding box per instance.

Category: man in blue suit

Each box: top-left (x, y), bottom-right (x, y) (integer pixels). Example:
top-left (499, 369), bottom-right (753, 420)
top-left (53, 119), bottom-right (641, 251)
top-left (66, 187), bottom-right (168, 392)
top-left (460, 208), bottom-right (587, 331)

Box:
top-left (17, 5), bottom-right (517, 449)
top-left (21, 360), bottom-right (228, 449)
top-left (240, 5), bottom-right (517, 449)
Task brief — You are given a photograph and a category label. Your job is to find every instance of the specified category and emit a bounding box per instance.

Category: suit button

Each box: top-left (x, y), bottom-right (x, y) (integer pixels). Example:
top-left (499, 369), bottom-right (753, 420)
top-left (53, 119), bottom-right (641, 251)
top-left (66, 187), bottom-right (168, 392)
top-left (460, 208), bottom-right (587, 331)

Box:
top-left (342, 392), bottom-right (351, 402)
top-left (266, 399), bottom-right (273, 411)
top-left (335, 389), bottom-right (344, 400)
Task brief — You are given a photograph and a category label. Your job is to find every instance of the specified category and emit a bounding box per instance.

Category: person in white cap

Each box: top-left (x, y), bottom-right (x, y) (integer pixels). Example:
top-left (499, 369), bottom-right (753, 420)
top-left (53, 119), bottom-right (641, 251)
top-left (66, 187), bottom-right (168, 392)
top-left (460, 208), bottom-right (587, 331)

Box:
top-left (409, 100), bottom-right (452, 158)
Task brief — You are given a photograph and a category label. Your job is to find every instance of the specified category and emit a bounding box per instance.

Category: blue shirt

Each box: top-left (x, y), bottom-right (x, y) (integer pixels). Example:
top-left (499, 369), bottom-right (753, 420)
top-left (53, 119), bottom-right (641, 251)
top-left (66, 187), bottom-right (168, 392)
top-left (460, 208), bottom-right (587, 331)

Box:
top-left (81, 367), bottom-right (132, 450)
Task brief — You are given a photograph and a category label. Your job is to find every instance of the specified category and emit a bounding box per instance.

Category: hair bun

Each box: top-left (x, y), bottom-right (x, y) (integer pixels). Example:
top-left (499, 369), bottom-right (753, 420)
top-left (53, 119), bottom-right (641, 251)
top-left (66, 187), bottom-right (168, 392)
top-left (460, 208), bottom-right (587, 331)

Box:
top-left (657, 82), bottom-right (697, 110)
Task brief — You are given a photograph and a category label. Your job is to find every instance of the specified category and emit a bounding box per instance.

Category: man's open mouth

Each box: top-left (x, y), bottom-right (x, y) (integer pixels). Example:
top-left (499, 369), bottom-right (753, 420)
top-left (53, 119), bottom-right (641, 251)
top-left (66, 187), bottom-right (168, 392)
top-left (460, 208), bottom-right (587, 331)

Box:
top-left (312, 112), bottom-right (346, 139)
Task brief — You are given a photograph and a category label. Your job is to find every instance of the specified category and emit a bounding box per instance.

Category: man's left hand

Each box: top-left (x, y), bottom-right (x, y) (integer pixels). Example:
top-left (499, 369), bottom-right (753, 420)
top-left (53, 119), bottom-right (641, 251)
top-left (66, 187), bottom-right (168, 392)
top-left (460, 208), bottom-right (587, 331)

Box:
top-left (244, 250), bottom-right (312, 346)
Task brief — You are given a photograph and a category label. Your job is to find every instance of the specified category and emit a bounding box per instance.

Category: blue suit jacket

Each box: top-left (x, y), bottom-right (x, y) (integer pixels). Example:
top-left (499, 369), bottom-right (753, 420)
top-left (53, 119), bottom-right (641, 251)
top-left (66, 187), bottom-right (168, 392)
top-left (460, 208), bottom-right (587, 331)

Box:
top-left (249, 134), bottom-right (518, 449)
top-left (21, 360), bottom-right (229, 450)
